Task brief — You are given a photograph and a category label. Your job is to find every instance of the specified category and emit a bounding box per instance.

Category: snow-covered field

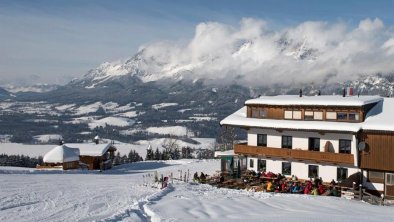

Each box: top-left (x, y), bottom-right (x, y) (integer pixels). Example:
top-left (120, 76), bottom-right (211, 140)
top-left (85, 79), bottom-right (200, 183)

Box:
top-left (88, 117), bottom-right (135, 129)
top-left (145, 126), bottom-right (188, 136)
top-left (0, 160), bottom-right (393, 222)
top-left (151, 103), bottom-right (178, 110)
top-left (0, 138), bottom-right (215, 158)
top-left (0, 142), bottom-right (149, 158)
top-left (33, 134), bottom-right (63, 143)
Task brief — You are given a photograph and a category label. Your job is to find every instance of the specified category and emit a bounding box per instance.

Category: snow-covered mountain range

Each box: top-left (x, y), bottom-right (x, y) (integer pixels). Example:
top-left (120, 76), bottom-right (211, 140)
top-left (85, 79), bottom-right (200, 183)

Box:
top-left (71, 36), bottom-right (321, 89)
top-left (3, 18), bottom-right (394, 142)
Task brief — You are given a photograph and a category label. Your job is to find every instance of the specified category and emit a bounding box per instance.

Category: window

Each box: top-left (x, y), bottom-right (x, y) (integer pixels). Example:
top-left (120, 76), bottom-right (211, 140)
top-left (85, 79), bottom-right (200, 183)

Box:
top-left (348, 113), bottom-right (359, 121)
top-left (249, 159), bottom-right (254, 168)
top-left (293, 111), bottom-right (302, 119)
top-left (259, 109), bottom-right (267, 118)
top-left (284, 110), bottom-right (293, 119)
top-left (284, 110), bottom-right (301, 119)
top-left (309, 138), bottom-right (320, 151)
top-left (304, 111), bottom-right (314, 120)
top-left (282, 162), bottom-right (291, 175)
top-left (368, 171), bottom-right (385, 183)
top-left (251, 108), bottom-right (267, 118)
top-left (326, 112), bottom-right (337, 120)
top-left (257, 134), bottom-right (267, 146)
top-left (308, 165), bottom-right (319, 178)
top-left (314, 111), bottom-right (323, 120)
top-left (337, 168), bottom-right (348, 182)
top-left (387, 173), bottom-right (394, 185)
top-left (252, 108), bottom-right (259, 118)
top-left (282, 136), bottom-right (292, 149)
top-left (305, 111), bottom-right (323, 120)
top-left (339, 140), bottom-right (351, 154)
top-left (337, 112), bottom-right (348, 120)
top-left (258, 159), bottom-right (266, 172)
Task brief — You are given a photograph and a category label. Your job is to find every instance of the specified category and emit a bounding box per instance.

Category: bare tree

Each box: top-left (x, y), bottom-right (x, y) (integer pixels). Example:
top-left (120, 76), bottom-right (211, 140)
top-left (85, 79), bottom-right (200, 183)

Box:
top-left (217, 126), bottom-right (237, 151)
top-left (161, 137), bottom-right (180, 159)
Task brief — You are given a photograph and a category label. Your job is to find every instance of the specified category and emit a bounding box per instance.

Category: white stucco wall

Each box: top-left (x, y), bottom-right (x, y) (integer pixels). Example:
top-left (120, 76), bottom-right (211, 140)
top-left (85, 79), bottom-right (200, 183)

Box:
top-left (246, 157), bottom-right (360, 182)
top-left (247, 128), bottom-right (355, 154)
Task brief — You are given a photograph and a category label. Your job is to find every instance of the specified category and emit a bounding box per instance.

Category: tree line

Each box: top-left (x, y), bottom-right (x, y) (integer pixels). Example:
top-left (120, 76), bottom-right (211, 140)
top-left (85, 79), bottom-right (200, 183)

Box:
top-left (112, 149), bottom-right (143, 165)
top-left (0, 154), bottom-right (43, 168)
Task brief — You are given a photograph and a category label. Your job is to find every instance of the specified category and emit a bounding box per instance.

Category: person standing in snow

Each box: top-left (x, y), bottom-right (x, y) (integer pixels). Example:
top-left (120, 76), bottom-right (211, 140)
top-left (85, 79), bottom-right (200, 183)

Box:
top-left (199, 172), bottom-right (206, 183)
top-left (193, 172), bottom-right (199, 182)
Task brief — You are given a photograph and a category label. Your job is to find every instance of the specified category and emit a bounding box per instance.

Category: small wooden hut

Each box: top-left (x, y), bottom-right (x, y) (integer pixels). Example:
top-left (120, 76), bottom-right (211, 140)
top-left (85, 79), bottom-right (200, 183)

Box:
top-left (66, 143), bottom-right (116, 170)
top-left (41, 145), bottom-right (80, 170)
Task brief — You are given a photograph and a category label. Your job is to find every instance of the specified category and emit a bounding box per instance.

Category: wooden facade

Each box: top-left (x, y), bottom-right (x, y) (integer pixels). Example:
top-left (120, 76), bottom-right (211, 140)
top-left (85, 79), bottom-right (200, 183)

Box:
top-left (359, 132), bottom-right (394, 172)
top-left (234, 143), bottom-right (354, 165)
top-left (79, 147), bottom-right (116, 170)
top-left (246, 104), bottom-right (371, 122)
top-left (359, 131), bottom-right (394, 198)
top-left (38, 161), bottom-right (79, 170)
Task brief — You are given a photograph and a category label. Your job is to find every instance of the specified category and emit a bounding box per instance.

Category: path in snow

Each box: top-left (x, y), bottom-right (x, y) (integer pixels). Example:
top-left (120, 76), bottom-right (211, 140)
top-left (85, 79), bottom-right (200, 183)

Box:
top-left (0, 160), bottom-right (219, 222)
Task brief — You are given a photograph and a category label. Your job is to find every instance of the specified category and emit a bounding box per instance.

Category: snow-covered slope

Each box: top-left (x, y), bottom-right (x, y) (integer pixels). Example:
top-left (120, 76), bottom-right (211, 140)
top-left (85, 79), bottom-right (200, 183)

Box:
top-left (0, 160), bottom-right (392, 222)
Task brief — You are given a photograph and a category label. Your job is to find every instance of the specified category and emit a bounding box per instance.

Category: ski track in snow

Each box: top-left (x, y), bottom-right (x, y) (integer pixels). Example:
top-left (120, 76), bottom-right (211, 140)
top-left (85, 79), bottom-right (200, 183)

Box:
top-left (0, 160), bottom-right (218, 222)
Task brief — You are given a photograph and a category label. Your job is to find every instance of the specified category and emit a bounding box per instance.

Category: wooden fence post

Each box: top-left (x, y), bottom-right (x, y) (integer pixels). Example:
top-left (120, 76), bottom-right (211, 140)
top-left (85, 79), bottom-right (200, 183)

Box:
top-left (359, 184), bottom-right (363, 201)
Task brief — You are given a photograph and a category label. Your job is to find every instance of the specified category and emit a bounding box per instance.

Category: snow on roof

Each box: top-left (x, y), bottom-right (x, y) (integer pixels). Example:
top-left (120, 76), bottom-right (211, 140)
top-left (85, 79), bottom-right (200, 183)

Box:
top-left (362, 98), bottom-right (394, 131)
top-left (221, 97), bottom-right (394, 132)
top-left (43, 145), bottom-right (80, 163)
top-left (245, 95), bottom-right (382, 107)
top-left (65, 143), bottom-right (114, 157)
top-left (214, 149), bottom-right (237, 157)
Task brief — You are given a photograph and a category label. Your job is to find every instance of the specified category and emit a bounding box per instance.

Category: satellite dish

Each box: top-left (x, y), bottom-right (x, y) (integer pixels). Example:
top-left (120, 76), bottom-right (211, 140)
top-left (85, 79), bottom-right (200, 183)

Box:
top-left (358, 142), bottom-right (366, 151)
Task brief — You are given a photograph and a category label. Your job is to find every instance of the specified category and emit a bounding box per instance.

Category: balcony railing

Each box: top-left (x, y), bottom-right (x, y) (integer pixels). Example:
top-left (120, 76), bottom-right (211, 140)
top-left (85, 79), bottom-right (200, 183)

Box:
top-left (234, 143), bottom-right (354, 165)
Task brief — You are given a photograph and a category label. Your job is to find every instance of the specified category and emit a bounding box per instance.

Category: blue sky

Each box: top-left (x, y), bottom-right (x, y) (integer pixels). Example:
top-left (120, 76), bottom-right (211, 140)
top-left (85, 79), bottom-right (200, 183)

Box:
top-left (1, 0), bottom-right (394, 85)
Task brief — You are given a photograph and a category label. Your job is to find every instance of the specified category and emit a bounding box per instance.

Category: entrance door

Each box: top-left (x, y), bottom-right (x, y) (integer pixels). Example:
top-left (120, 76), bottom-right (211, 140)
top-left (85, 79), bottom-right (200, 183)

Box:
top-left (385, 173), bottom-right (394, 197)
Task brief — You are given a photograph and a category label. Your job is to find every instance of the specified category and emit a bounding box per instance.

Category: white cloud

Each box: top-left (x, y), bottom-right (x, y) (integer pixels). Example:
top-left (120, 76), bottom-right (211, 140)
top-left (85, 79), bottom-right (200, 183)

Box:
top-left (135, 17), bottom-right (394, 87)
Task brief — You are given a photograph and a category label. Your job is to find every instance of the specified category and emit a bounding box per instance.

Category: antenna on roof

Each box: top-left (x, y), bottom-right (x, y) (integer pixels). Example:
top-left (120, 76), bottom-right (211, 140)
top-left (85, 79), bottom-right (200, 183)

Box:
top-left (342, 88), bottom-right (346, 97)
top-left (299, 89), bottom-right (302, 97)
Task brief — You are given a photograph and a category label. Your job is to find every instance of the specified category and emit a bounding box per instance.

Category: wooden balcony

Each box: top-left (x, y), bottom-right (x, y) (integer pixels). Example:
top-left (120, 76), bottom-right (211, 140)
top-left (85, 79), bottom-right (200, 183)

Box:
top-left (234, 143), bottom-right (355, 165)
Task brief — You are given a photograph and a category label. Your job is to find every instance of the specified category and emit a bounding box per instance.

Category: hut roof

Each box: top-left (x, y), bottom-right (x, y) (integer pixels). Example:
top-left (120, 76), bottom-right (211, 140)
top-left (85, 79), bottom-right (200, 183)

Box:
top-left (43, 145), bottom-right (80, 163)
top-left (66, 143), bottom-right (115, 157)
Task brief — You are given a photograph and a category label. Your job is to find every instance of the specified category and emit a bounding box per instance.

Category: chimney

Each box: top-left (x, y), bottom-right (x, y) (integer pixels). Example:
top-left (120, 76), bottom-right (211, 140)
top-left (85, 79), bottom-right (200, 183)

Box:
top-left (299, 89), bottom-right (302, 97)
top-left (318, 90), bottom-right (321, 96)
top-left (94, 135), bottom-right (100, 144)
top-left (342, 88), bottom-right (346, 97)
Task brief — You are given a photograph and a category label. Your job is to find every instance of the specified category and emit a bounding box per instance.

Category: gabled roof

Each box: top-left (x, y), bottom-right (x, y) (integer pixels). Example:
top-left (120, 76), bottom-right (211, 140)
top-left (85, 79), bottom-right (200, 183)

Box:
top-left (65, 143), bottom-right (115, 157)
top-left (245, 95), bottom-right (382, 107)
top-left (43, 145), bottom-right (80, 163)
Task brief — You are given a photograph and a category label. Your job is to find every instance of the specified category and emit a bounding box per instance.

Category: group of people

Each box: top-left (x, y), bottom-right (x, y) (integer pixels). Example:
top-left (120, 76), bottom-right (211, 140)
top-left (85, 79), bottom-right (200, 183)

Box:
top-left (193, 172), bottom-right (208, 183)
top-left (242, 170), bottom-right (340, 196)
